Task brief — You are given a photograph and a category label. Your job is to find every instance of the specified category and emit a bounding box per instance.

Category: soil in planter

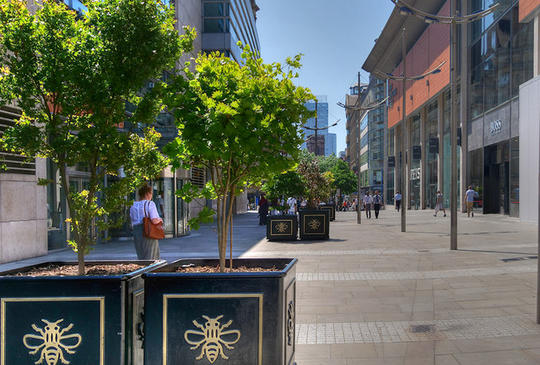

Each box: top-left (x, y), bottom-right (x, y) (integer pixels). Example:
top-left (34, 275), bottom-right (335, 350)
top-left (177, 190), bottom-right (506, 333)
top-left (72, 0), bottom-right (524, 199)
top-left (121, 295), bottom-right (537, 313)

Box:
top-left (7, 263), bottom-right (146, 277)
top-left (176, 265), bottom-right (280, 273)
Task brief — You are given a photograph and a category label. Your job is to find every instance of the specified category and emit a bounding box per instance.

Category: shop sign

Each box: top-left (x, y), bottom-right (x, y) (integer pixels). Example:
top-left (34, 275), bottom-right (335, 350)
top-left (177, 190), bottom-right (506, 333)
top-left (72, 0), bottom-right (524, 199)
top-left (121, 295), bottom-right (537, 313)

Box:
top-left (489, 120), bottom-right (503, 135)
top-left (410, 168), bottom-right (421, 181)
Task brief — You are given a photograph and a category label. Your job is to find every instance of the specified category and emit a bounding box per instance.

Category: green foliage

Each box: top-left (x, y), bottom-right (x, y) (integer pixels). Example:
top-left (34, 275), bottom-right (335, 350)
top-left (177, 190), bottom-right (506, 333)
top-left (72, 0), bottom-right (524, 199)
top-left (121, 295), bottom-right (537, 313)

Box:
top-left (0, 0), bottom-right (191, 273)
top-left (262, 171), bottom-right (304, 201)
top-left (297, 151), bottom-right (334, 208)
top-left (164, 44), bottom-right (314, 271)
top-left (317, 155), bottom-right (357, 195)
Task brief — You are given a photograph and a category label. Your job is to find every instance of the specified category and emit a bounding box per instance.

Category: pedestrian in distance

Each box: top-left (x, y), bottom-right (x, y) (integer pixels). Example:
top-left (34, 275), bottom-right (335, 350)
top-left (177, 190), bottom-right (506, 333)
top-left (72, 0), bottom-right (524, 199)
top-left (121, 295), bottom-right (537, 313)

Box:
top-left (464, 186), bottom-right (477, 218)
top-left (433, 190), bottom-right (446, 217)
top-left (258, 194), bottom-right (269, 225)
top-left (130, 184), bottom-right (162, 260)
top-left (363, 192), bottom-right (373, 219)
top-left (394, 191), bottom-right (402, 212)
top-left (286, 196), bottom-right (297, 215)
top-left (373, 190), bottom-right (383, 219)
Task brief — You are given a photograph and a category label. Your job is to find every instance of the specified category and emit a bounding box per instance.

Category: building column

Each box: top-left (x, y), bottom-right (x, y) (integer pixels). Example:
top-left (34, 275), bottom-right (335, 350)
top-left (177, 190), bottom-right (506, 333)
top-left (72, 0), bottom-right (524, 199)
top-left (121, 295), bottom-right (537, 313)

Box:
top-left (420, 106), bottom-right (427, 209)
top-left (460, 0), bottom-right (469, 212)
top-left (437, 93), bottom-right (445, 193)
top-left (394, 126), bottom-right (400, 198)
top-left (535, 14), bottom-right (540, 77)
top-left (406, 116), bottom-right (411, 209)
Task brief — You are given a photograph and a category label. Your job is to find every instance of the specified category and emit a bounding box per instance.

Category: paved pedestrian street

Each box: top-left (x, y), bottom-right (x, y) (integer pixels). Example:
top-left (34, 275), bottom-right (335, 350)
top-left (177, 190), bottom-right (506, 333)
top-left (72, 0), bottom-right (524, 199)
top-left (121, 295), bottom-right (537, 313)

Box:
top-left (243, 210), bottom-right (540, 365)
top-left (2, 209), bottom-right (539, 364)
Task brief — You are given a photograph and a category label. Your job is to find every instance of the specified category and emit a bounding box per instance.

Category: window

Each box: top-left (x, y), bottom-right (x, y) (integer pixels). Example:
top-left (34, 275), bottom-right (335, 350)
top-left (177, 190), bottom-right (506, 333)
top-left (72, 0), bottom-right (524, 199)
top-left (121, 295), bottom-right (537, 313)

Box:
top-left (191, 167), bottom-right (206, 188)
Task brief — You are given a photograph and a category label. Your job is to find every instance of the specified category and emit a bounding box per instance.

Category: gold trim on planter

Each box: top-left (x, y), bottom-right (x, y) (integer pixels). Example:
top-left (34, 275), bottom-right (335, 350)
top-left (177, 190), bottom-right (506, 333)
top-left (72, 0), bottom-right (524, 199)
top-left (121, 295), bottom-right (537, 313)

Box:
top-left (1, 296), bottom-right (105, 365)
top-left (270, 219), bottom-right (294, 236)
top-left (162, 293), bottom-right (263, 365)
top-left (302, 214), bottom-right (327, 235)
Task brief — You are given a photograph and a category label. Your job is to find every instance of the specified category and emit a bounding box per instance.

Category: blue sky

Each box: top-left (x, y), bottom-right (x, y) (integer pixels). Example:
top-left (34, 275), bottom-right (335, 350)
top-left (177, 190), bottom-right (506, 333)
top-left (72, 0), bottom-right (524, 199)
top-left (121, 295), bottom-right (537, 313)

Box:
top-left (257, 0), bottom-right (394, 154)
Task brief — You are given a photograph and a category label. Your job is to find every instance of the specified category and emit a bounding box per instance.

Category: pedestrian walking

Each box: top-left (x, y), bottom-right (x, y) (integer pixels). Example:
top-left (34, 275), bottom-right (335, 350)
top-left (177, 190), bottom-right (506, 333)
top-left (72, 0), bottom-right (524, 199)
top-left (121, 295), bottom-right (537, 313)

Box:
top-left (433, 190), bottom-right (446, 217)
top-left (394, 191), bottom-right (402, 212)
top-left (373, 190), bottom-right (383, 219)
top-left (130, 184), bottom-right (162, 260)
top-left (363, 192), bottom-right (373, 219)
top-left (258, 194), bottom-right (269, 225)
top-left (464, 186), bottom-right (477, 218)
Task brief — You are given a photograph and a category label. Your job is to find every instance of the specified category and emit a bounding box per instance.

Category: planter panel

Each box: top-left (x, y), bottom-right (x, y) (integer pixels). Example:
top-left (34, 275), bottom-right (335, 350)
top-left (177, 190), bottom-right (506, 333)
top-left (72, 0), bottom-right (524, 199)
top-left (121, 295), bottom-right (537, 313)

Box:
top-left (144, 258), bottom-right (297, 365)
top-left (319, 204), bottom-right (335, 221)
top-left (0, 260), bottom-right (163, 365)
top-left (299, 210), bottom-right (330, 240)
top-left (267, 215), bottom-right (298, 241)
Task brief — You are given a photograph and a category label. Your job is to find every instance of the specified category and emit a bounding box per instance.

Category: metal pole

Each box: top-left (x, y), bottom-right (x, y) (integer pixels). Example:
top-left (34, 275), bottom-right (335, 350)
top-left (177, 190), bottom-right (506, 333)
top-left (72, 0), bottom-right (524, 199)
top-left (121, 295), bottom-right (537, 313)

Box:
top-left (315, 100), bottom-right (319, 156)
top-left (401, 26), bottom-right (407, 233)
top-left (357, 72), bottom-right (362, 224)
top-left (450, 0), bottom-right (458, 250)
top-left (538, 66), bottom-right (540, 324)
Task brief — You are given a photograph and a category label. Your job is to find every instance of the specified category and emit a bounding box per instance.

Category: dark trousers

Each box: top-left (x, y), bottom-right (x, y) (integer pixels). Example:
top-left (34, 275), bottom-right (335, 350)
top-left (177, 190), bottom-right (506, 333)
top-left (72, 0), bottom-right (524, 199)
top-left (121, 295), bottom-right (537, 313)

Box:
top-left (374, 204), bottom-right (381, 218)
top-left (259, 210), bottom-right (268, 225)
top-left (365, 205), bottom-right (371, 218)
top-left (396, 200), bottom-right (401, 212)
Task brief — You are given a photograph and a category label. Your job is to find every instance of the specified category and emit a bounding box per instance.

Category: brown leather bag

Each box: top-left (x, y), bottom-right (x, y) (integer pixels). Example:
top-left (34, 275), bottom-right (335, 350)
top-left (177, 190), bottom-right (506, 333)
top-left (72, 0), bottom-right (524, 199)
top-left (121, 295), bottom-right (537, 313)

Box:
top-left (143, 201), bottom-right (165, 240)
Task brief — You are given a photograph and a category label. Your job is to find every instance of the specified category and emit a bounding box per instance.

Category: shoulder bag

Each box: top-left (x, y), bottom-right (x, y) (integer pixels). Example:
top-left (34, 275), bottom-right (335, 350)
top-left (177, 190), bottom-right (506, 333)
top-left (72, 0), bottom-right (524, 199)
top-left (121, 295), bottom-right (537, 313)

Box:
top-left (143, 201), bottom-right (165, 240)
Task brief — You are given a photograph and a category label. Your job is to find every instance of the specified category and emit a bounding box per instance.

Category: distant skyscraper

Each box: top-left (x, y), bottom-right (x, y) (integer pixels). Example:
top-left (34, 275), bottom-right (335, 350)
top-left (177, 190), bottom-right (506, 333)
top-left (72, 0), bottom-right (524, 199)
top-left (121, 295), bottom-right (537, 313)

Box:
top-left (302, 96), bottom-right (336, 156)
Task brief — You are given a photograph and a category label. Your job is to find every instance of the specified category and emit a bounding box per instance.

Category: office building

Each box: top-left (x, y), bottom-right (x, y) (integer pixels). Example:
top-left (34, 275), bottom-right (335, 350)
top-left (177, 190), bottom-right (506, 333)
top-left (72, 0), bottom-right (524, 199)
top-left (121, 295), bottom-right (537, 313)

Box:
top-left (303, 96), bottom-right (338, 156)
top-left (363, 0), bottom-right (539, 217)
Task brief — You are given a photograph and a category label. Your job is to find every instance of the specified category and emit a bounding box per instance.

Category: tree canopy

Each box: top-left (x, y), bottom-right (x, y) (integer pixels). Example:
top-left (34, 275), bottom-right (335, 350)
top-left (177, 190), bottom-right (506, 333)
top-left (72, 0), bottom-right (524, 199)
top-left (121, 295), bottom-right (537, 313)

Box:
top-left (0, 0), bottom-right (193, 274)
top-left (164, 45), bottom-right (314, 272)
top-left (317, 155), bottom-right (357, 195)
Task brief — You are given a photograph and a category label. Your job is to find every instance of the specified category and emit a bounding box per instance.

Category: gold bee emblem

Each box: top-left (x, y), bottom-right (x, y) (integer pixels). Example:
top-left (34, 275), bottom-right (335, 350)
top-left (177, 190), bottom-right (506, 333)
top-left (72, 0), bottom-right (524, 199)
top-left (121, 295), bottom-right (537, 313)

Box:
top-left (184, 315), bottom-right (241, 364)
top-left (275, 222), bottom-right (288, 233)
top-left (308, 218), bottom-right (321, 230)
top-left (22, 319), bottom-right (82, 365)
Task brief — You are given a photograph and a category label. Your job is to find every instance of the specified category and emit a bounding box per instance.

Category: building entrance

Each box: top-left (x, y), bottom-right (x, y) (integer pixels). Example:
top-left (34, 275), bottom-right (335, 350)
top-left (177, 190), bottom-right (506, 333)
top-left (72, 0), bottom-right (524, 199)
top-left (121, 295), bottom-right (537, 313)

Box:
top-left (483, 143), bottom-right (509, 215)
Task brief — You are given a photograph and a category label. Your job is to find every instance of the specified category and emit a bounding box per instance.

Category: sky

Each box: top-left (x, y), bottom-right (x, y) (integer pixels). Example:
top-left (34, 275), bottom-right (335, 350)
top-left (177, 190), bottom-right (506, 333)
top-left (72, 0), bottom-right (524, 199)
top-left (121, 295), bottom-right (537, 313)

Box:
top-left (256, 0), bottom-right (395, 154)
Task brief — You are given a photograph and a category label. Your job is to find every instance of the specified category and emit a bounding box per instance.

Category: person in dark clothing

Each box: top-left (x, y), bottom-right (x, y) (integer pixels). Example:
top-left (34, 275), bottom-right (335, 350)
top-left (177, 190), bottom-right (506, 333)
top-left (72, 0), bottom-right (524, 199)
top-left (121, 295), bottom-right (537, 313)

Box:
top-left (373, 190), bottom-right (383, 219)
top-left (258, 195), bottom-right (268, 225)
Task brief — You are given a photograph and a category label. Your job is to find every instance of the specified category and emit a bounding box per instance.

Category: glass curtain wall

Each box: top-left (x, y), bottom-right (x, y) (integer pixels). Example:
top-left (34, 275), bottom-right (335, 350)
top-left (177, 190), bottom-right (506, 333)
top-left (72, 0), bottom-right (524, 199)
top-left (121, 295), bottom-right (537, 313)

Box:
top-left (409, 115), bottom-right (421, 209)
top-left (387, 128), bottom-right (395, 204)
top-left (425, 101), bottom-right (439, 208)
top-left (469, 4), bottom-right (534, 117)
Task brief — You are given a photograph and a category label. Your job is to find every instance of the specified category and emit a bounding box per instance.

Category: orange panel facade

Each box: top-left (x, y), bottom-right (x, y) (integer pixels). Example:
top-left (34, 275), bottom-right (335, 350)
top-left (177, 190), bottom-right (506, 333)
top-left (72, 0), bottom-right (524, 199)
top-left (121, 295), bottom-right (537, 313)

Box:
top-left (520, 0), bottom-right (540, 22)
top-left (388, 1), bottom-right (450, 129)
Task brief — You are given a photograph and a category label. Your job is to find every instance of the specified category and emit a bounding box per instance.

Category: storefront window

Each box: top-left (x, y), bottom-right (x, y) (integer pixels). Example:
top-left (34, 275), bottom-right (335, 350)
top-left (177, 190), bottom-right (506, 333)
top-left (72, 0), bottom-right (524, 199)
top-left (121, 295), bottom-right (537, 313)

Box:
top-left (425, 101), bottom-right (439, 208)
top-left (469, 149), bottom-right (483, 211)
top-left (409, 115), bottom-right (421, 209)
top-left (152, 178), bottom-right (175, 236)
top-left (510, 137), bottom-right (519, 217)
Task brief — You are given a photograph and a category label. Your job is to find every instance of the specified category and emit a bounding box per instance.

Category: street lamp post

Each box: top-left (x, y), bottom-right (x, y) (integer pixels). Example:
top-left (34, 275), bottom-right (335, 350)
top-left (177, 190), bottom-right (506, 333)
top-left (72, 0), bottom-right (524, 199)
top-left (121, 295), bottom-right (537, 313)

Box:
top-left (387, 0), bottom-right (498, 243)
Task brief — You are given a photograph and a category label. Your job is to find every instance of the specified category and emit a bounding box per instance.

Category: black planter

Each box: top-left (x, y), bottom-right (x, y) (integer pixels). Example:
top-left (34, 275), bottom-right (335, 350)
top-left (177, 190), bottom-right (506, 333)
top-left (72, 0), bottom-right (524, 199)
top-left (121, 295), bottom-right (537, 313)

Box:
top-left (0, 260), bottom-right (164, 365)
top-left (267, 214), bottom-right (298, 241)
top-left (143, 258), bottom-right (297, 365)
top-left (299, 209), bottom-right (330, 240)
top-left (319, 204), bottom-right (336, 221)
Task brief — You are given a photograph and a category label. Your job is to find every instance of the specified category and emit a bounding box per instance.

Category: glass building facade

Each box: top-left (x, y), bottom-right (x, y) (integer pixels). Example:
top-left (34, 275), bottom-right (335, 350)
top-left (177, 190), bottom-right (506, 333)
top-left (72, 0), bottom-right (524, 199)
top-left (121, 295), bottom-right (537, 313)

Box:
top-left (467, 0), bottom-right (533, 217)
top-left (202, 0), bottom-right (261, 62)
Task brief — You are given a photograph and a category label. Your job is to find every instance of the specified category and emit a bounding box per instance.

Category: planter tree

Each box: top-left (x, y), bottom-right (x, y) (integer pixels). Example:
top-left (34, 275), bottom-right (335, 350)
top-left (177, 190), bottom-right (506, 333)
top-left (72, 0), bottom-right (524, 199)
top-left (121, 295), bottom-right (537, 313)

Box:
top-left (164, 45), bottom-right (314, 272)
top-left (297, 152), bottom-right (334, 209)
top-left (262, 170), bottom-right (305, 213)
top-left (318, 155), bottom-right (357, 200)
top-left (0, 0), bottom-right (194, 274)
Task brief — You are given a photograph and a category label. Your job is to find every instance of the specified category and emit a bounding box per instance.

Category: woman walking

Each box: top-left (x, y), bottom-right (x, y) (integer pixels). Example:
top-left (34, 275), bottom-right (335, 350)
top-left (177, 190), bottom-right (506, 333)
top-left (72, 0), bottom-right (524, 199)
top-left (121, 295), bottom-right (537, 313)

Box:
top-left (130, 184), bottom-right (162, 259)
top-left (433, 190), bottom-right (446, 217)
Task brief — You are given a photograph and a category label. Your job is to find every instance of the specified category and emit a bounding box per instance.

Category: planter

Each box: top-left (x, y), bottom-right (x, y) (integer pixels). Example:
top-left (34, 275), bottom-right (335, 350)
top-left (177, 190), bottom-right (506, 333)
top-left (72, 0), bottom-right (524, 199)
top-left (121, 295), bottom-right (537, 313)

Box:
top-left (0, 260), bottom-right (164, 365)
top-left (319, 204), bottom-right (336, 221)
top-left (299, 209), bottom-right (330, 240)
top-left (267, 214), bottom-right (298, 241)
top-left (143, 258), bottom-right (297, 365)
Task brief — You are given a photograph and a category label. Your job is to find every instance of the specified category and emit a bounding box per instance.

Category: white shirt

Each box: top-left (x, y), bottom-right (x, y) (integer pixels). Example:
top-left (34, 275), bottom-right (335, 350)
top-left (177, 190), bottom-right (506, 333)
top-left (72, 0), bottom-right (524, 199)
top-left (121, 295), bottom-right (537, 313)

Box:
top-left (363, 195), bottom-right (373, 205)
top-left (130, 200), bottom-right (159, 226)
top-left (286, 197), bottom-right (297, 214)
